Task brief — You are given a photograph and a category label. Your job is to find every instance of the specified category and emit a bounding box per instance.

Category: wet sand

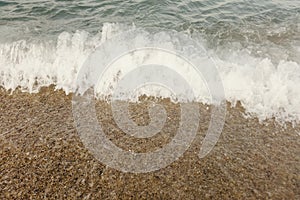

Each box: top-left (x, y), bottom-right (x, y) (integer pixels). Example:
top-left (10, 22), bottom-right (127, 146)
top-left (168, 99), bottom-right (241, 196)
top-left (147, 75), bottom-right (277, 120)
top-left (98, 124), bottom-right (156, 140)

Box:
top-left (0, 86), bottom-right (299, 199)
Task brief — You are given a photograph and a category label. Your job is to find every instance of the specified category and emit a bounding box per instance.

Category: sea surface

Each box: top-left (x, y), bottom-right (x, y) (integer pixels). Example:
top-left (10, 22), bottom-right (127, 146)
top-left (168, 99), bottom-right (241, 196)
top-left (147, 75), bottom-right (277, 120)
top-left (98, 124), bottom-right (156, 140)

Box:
top-left (0, 0), bottom-right (300, 123)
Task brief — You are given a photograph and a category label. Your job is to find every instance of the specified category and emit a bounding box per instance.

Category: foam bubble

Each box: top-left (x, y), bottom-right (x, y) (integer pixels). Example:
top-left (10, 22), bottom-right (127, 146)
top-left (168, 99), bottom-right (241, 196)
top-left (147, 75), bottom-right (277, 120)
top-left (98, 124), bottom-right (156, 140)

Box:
top-left (0, 23), bottom-right (299, 123)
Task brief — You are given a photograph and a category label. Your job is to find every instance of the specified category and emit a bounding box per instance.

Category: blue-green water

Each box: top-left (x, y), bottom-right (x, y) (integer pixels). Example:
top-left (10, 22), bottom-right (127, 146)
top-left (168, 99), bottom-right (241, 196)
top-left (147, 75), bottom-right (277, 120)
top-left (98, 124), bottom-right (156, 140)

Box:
top-left (0, 1), bottom-right (299, 40)
top-left (1, 0), bottom-right (299, 60)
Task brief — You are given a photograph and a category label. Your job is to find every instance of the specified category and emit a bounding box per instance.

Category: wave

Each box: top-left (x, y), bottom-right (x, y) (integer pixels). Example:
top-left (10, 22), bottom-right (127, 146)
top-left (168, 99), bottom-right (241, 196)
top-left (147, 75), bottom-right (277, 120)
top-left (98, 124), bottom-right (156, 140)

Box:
top-left (0, 23), bottom-right (299, 123)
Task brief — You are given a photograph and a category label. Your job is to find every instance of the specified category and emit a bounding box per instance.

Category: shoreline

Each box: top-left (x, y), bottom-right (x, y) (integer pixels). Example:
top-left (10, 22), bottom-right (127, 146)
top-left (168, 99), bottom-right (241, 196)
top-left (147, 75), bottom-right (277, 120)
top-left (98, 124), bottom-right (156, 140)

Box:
top-left (0, 86), bottom-right (299, 199)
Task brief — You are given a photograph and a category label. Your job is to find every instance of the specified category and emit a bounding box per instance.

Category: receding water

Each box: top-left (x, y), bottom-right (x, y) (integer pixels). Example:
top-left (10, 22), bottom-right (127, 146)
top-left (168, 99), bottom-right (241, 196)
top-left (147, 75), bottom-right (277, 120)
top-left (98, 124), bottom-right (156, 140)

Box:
top-left (0, 0), bottom-right (300, 123)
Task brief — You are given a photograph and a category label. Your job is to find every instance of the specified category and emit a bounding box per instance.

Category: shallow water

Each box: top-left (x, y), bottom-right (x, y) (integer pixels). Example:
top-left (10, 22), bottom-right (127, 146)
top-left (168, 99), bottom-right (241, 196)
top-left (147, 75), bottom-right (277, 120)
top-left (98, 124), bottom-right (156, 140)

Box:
top-left (0, 0), bottom-right (300, 123)
top-left (1, 0), bottom-right (299, 42)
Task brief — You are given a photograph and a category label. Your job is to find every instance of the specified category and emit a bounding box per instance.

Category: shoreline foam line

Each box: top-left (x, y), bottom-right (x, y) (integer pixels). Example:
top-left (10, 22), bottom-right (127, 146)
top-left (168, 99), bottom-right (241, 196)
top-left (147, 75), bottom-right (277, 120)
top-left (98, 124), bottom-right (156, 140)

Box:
top-left (0, 23), bottom-right (299, 123)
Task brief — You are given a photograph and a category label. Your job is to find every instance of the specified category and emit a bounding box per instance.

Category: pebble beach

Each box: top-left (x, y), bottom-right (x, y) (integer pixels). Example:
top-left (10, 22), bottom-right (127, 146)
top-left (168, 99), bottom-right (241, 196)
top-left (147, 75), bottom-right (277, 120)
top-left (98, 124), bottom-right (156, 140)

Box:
top-left (1, 87), bottom-right (299, 199)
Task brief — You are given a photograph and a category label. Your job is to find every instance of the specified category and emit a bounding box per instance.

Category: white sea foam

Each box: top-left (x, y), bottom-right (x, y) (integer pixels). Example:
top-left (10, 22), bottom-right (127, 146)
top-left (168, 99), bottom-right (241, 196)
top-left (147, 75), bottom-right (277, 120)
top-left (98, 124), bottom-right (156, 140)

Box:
top-left (0, 23), bottom-right (299, 123)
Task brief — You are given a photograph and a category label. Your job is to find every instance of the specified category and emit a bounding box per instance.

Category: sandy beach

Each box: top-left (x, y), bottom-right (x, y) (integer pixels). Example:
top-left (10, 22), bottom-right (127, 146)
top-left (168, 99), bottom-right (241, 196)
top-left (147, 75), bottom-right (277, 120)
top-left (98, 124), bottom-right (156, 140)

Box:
top-left (0, 86), bottom-right (299, 199)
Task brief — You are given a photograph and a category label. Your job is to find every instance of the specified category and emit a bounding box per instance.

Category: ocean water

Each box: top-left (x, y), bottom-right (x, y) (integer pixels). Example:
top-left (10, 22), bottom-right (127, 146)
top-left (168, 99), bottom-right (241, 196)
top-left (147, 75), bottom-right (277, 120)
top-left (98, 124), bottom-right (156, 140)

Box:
top-left (0, 0), bottom-right (300, 123)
